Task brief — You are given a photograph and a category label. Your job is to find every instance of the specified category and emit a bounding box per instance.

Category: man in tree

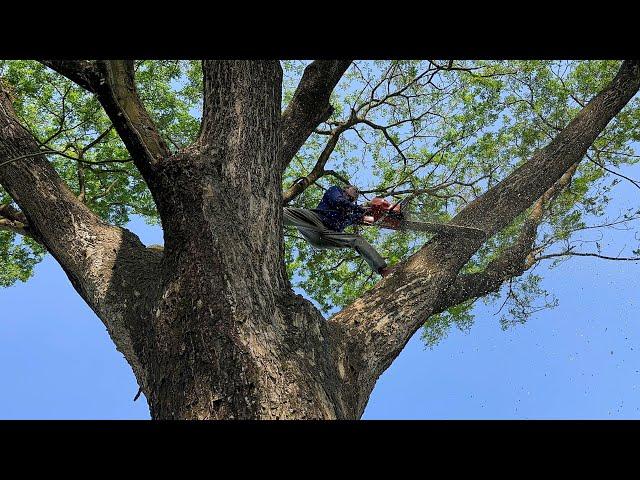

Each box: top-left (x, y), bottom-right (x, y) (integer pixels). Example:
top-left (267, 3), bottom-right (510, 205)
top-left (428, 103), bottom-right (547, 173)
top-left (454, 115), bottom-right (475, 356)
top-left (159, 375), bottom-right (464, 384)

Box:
top-left (284, 184), bottom-right (393, 276)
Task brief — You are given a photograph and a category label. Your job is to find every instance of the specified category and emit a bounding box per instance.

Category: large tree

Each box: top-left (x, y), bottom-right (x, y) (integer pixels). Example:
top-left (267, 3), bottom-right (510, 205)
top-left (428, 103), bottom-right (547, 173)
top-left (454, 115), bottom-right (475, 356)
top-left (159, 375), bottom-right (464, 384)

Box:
top-left (1, 60), bottom-right (639, 419)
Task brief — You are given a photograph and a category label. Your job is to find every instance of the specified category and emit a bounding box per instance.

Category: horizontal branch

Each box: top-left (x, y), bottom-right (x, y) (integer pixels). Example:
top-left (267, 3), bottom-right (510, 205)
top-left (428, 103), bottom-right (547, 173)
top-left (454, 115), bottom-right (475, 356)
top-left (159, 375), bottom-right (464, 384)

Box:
top-left (0, 217), bottom-right (30, 237)
top-left (0, 202), bottom-right (37, 239)
top-left (0, 148), bottom-right (133, 169)
top-left (537, 251), bottom-right (640, 262)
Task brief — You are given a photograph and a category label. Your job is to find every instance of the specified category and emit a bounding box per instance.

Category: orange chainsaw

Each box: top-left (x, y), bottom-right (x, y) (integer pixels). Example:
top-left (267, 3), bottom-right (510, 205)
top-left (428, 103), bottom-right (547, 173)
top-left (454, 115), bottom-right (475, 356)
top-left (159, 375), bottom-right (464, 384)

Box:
top-left (360, 196), bottom-right (485, 237)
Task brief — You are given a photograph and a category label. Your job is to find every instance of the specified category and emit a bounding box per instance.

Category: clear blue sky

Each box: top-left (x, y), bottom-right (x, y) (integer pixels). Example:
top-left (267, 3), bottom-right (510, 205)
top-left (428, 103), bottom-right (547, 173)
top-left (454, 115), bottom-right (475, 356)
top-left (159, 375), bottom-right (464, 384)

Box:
top-left (1, 165), bottom-right (638, 419)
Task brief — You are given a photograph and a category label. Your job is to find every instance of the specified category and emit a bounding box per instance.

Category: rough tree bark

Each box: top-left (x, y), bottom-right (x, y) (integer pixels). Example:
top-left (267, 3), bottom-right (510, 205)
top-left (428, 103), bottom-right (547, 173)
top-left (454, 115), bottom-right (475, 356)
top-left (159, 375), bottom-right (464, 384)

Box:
top-left (1, 60), bottom-right (638, 419)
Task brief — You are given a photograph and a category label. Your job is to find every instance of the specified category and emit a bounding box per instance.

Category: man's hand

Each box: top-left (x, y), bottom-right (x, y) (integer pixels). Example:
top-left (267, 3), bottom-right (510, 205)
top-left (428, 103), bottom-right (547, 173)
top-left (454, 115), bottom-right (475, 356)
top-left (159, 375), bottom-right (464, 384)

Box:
top-left (359, 204), bottom-right (374, 224)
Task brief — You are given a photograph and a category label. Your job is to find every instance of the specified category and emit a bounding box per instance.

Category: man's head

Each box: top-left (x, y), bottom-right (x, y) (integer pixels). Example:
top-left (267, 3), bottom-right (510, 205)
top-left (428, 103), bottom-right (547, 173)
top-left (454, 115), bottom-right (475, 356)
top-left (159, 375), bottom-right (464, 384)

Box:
top-left (344, 185), bottom-right (359, 201)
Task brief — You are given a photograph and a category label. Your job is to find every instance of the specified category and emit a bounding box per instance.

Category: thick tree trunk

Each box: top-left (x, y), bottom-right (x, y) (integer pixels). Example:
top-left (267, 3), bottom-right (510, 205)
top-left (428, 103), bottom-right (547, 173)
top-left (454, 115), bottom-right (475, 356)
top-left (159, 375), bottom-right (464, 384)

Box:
top-left (135, 61), bottom-right (355, 419)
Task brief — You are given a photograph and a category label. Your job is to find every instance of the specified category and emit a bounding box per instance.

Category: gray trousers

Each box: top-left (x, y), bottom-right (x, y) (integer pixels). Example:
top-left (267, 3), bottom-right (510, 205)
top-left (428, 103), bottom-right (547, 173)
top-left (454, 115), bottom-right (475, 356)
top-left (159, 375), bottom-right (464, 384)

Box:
top-left (283, 207), bottom-right (387, 273)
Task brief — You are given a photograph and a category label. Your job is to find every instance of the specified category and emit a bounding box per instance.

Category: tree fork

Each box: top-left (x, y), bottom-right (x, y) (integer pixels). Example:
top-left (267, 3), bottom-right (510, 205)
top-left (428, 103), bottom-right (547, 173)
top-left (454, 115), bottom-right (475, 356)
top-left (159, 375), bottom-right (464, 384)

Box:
top-left (2, 60), bottom-right (638, 420)
top-left (329, 60), bottom-right (640, 417)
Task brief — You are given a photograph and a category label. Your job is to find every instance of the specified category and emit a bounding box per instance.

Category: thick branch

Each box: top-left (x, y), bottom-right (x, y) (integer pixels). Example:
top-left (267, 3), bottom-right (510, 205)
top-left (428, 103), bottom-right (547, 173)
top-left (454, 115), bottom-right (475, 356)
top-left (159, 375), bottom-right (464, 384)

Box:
top-left (432, 162), bottom-right (579, 314)
top-left (39, 60), bottom-right (170, 180)
top-left (0, 202), bottom-right (28, 225)
top-left (198, 60), bottom-right (284, 154)
top-left (0, 82), bottom-right (160, 393)
top-left (452, 61), bottom-right (640, 236)
top-left (0, 217), bottom-right (30, 237)
top-left (279, 60), bottom-right (352, 172)
top-left (0, 203), bottom-right (37, 239)
top-left (37, 60), bottom-right (99, 91)
top-left (328, 60), bottom-right (640, 416)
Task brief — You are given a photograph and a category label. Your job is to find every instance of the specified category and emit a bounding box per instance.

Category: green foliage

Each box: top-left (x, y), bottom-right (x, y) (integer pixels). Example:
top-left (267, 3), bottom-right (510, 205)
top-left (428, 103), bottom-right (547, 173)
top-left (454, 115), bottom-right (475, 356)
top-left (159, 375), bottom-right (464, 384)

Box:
top-left (421, 300), bottom-right (476, 348)
top-left (497, 273), bottom-right (559, 331)
top-left (0, 230), bottom-right (45, 287)
top-left (134, 60), bottom-right (201, 149)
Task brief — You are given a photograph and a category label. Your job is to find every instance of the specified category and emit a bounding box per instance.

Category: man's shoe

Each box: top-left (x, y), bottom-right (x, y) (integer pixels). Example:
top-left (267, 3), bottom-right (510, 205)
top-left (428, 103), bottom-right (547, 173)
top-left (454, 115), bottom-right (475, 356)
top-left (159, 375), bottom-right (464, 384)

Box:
top-left (378, 265), bottom-right (396, 277)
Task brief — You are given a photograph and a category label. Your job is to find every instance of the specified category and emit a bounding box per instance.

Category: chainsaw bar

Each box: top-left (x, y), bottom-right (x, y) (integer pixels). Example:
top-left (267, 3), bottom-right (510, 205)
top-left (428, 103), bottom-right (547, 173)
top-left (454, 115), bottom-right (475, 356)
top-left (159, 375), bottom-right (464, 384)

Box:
top-left (360, 195), bottom-right (486, 238)
top-left (396, 219), bottom-right (485, 237)
top-left (363, 215), bottom-right (485, 237)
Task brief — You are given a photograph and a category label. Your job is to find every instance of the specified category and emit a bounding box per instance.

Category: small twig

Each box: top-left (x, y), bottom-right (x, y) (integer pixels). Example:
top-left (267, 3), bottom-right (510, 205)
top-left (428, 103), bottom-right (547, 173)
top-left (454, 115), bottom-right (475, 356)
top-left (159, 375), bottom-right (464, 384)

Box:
top-left (0, 148), bottom-right (132, 170)
top-left (0, 151), bottom-right (48, 169)
top-left (323, 170), bottom-right (351, 185)
top-left (537, 251), bottom-right (640, 262)
top-left (586, 153), bottom-right (640, 191)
